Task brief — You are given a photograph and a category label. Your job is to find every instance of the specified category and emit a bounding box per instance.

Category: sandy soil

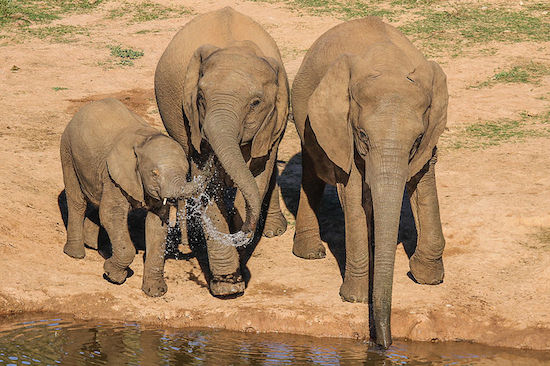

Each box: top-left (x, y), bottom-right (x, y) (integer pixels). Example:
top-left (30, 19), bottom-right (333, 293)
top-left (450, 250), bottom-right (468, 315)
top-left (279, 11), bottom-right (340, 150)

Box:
top-left (1, 0), bottom-right (550, 351)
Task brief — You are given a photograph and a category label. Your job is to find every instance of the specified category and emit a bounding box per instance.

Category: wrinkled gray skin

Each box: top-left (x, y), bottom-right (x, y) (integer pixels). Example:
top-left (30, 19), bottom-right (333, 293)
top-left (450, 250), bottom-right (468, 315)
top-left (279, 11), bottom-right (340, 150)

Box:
top-left (292, 17), bottom-right (448, 348)
top-left (60, 98), bottom-right (200, 297)
top-left (155, 7), bottom-right (289, 297)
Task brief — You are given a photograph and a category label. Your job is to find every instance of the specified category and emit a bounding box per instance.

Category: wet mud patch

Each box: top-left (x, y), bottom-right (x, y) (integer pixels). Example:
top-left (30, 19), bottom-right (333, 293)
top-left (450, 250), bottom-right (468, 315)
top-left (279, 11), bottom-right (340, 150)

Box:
top-left (66, 88), bottom-right (160, 126)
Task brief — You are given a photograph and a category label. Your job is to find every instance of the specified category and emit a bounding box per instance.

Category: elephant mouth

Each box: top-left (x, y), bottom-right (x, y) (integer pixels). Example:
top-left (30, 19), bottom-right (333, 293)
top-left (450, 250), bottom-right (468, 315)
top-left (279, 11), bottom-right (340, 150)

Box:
top-left (162, 197), bottom-right (178, 206)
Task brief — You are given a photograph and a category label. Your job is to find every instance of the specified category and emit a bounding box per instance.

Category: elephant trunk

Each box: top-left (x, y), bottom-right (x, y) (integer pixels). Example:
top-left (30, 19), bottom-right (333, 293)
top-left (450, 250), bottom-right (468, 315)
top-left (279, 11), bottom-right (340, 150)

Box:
top-left (368, 145), bottom-right (409, 349)
top-left (203, 106), bottom-right (261, 235)
top-left (161, 175), bottom-right (189, 200)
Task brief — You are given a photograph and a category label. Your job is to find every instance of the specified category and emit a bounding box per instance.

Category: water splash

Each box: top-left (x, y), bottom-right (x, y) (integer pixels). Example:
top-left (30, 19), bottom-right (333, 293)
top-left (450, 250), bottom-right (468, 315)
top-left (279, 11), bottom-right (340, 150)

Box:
top-left (166, 170), bottom-right (252, 249)
top-left (182, 176), bottom-right (252, 248)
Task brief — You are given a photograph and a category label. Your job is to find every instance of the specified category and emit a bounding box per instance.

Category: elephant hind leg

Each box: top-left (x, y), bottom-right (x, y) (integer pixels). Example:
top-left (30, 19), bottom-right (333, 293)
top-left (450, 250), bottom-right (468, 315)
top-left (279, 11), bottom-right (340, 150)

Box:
top-left (263, 168), bottom-right (287, 238)
top-left (293, 150), bottom-right (326, 259)
top-left (83, 217), bottom-right (100, 250)
top-left (61, 142), bottom-right (87, 259)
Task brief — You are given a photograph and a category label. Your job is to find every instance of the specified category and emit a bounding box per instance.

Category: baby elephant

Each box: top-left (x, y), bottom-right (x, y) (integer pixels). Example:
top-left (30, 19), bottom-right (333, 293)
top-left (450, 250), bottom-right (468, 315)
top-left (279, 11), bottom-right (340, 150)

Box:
top-left (60, 98), bottom-right (198, 297)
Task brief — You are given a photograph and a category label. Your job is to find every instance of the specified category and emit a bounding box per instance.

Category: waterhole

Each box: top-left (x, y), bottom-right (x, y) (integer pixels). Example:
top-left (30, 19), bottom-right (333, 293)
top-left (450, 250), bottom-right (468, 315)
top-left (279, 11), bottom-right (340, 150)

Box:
top-left (1, 314), bottom-right (549, 365)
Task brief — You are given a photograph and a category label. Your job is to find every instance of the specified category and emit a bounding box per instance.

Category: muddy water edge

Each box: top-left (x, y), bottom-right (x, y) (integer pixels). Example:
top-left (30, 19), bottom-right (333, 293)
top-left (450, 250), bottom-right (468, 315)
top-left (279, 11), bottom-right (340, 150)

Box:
top-left (1, 313), bottom-right (550, 365)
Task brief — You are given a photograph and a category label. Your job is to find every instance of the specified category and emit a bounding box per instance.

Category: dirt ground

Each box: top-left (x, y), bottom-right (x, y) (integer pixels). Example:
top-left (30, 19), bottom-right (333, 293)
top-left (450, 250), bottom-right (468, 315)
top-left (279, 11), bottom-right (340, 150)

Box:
top-left (1, 0), bottom-right (550, 351)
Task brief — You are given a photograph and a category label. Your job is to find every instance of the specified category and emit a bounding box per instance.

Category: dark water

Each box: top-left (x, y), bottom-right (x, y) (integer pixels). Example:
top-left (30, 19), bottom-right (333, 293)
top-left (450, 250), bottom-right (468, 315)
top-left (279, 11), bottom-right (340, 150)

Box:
top-left (1, 314), bottom-right (549, 365)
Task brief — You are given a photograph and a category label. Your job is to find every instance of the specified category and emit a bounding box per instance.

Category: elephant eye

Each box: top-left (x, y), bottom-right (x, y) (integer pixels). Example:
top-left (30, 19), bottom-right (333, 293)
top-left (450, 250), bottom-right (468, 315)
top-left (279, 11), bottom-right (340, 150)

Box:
top-left (250, 98), bottom-right (261, 109)
top-left (355, 129), bottom-right (370, 156)
top-left (358, 129), bottom-right (368, 142)
top-left (406, 76), bottom-right (415, 83)
top-left (151, 169), bottom-right (160, 178)
top-left (409, 134), bottom-right (423, 161)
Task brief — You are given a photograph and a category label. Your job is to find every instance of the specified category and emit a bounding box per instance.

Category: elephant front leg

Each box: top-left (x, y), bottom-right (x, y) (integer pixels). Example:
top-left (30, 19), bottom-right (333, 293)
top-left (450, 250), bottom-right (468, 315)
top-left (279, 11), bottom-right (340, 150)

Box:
top-left (407, 155), bottom-right (445, 285)
top-left (293, 149), bottom-right (326, 259)
top-left (337, 163), bottom-right (371, 303)
top-left (100, 181), bottom-right (136, 284)
top-left (142, 212), bottom-right (168, 297)
top-left (205, 188), bottom-right (244, 297)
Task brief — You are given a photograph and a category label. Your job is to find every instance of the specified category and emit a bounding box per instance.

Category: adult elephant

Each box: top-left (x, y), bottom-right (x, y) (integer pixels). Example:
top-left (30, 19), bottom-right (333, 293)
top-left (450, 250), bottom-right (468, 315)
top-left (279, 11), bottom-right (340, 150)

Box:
top-left (292, 17), bottom-right (448, 348)
top-left (154, 7), bottom-right (289, 296)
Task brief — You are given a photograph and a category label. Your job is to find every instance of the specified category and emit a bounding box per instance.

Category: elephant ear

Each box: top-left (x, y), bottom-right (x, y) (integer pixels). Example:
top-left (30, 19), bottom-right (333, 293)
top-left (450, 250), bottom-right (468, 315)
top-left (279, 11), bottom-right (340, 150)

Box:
top-left (250, 57), bottom-right (289, 159)
top-left (409, 61), bottom-right (448, 179)
top-left (106, 131), bottom-right (147, 204)
top-left (183, 44), bottom-right (220, 154)
top-left (307, 55), bottom-right (353, 174)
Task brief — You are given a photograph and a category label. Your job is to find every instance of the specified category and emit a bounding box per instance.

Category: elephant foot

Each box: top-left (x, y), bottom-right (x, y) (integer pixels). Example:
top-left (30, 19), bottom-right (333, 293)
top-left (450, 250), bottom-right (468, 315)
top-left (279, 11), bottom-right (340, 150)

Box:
top-left (409, 254), bottom-right (444, 285)
top-left (339, 276), bottom-right (369, 303)
top-left (293, 232), bottom-right (325, 259)
top-left (103, 260), bottom-right (129, 285)
top-left (63, 241), bottom-right (86, 259)
top-left (263, 210), bottom-right (287, 238)
top-left (209, 272), bottom-right (245, 298)
top-left (142, 277), bottom-right (168, 297)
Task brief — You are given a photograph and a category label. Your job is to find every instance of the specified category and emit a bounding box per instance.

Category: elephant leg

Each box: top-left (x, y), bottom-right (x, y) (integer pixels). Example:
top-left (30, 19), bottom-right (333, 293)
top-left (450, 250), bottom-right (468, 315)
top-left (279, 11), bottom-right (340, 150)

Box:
top-left (61, 154), bottom-right (87, 259)
top-left (100, 181), bottom-right (135, 284)
top-left (293, 149), bottom-right (326, 259)
top-left (142, 212), bottom-right (168, 297)
top-left (179, 198), bottom-right (189, 247)
top-left (205, 182), bottom-right (244, 297)
top-left (263, 166), bottom-right (287, 238)
top-left (337, 163), bottom-right (371, 303)
top-left (407, 157), bottom-right (445, 285)
top-left (83, 217), bottom-right (100, 250)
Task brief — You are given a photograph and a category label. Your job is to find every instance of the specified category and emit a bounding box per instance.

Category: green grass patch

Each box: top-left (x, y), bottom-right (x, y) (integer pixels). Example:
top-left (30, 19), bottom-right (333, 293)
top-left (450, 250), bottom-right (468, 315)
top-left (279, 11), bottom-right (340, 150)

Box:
top-left (520, 227), bottom-right (550, 251)
top-left (471, 62), bottom-right (550, 89)
top-left (1, 0), bottom-right (103, 28)
top-left (24, 24), bottom-right (88, 42)
top-left (246, 1), bottom-right (549, 55)
top-left (248, 0), bottom-right (397, 20)
top-left (0, 0), bottom-right (58, 26)
top-left (400, 6), bottom-right (550, 54)
top-left (441, 110), bottom-right (550, 149)
top-left (108, 1), bottom-right (191, 23)
top-left (109, 45), bottom-right (144, 66)
top-left (135, 29), bottom-right (160, 34)
top-left (52, 86), bottom-right (68, 91)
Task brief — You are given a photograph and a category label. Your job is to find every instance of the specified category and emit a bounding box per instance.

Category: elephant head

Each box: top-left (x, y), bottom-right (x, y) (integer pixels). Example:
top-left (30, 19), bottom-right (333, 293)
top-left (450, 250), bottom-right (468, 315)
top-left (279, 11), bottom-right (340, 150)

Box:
top-left (307, 44), bottom-right (448, 347)
top-left (182, 43), bottom-right (288, 235)
top-left (106, 132), bottom-right (199, 208)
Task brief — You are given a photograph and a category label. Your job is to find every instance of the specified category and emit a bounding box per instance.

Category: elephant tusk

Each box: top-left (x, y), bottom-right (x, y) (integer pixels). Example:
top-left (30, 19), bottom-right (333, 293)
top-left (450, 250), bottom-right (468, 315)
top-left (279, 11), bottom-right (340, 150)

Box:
top-left (163, 197), bottom-right (167, 206)
top-left (168, 205), bottom-right (177, 227)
